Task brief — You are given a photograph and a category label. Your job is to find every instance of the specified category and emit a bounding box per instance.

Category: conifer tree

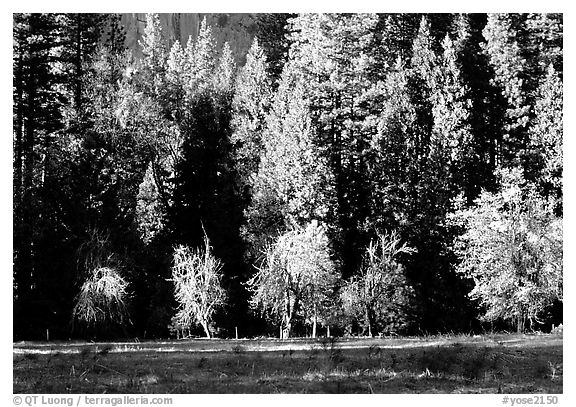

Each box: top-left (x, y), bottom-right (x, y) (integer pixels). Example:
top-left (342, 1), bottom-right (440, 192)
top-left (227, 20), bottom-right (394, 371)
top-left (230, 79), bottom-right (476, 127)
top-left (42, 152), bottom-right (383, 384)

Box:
top-left (165, 40), bottom-right (187, 122)
top-left (366, 57), bottom-right (417, 233)
top-left (170, 19), bottom-right (245, 321)
top-left (213, 42), bottom-right (236, 96)
top-left (377, 14), bottom-right (421, 70)
top-left (231, 38), bottom-right (273, 194)
top-left (430, 34), bottom-right (474, 184)
top-left (527, 64), bottom-right (563, 205)
top-left (184, 17), bottom-right (216, 98)
top-left (482, 13), bottom-right (530, 167)
top-left (254, 13), bottom-right (294, 80)
top-left (287, 13), bottom-right (380, 277)
top-left (244, 62), bottom-right (334, 257)
top-left (523, 13), bottom-right (563, 77)
top-left (13, 13), bottom-right (66, 335)
top-left (131, 15), bottom-right (183, 244)
top-left (139, 13), bottom-right (167, 98)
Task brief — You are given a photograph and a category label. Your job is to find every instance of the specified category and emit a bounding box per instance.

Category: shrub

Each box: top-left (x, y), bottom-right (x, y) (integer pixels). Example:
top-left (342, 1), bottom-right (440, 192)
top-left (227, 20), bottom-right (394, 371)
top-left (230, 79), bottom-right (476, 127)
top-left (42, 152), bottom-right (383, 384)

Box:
top-left (73, 266), bottom-right (130, 330)
top-left (72, 230), bottom-right (130, 333)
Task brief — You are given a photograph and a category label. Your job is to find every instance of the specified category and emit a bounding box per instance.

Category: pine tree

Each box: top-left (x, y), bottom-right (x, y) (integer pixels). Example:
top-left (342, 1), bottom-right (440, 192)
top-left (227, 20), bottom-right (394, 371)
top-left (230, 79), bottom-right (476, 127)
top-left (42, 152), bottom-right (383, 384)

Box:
top-left (244, 61), bottom-right (334, 258)
top-left (527, 64), bottom-right (563, 206)
top-left (14, 13), bottom-right (65, 336)
top-left (139, 13), bottom-right (166, 97)
top-left (287, 13), bottom-right (380, 277)
top-left (377, 14), bottom-right (421, 70)
top-left (183, 17), bottom-right (216, 99)
top-left (170, 20), bottom-right (246, 329)
top-left (482, 13), bottom-right (531, 167)
top-left (384, 17), bottom-right (478, 332)
top-left (165, 40), bottom-right (187, 122)
top-left (58, 13), bottom-right (108, 111)
top-left (524, 13), bottom-right (563, 77)
top-left (430, 34), bottom-right (474, 183)
top-left (254, 13), bottom-right (294, 81)
top-left (13, 13), bottom-right (125, 338)
top-left (411, 16), bottom-right (439, 92)
top-left (451, 13), bottom-right (506, 196)
top-left (213, 42), bottom-right (236, 96)
top-left (366, 57), bottom-right (417, 233)
top-left (231, 37), bottom-right (273, 194)
top-left (129, 14), bottom-right (184, 244)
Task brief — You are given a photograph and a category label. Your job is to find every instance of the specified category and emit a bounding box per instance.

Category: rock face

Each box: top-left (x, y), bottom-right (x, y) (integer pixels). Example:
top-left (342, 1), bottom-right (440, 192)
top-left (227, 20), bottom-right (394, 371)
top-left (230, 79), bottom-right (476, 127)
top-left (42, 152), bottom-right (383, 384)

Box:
top-left (120, 13), bottom-right (257, 65)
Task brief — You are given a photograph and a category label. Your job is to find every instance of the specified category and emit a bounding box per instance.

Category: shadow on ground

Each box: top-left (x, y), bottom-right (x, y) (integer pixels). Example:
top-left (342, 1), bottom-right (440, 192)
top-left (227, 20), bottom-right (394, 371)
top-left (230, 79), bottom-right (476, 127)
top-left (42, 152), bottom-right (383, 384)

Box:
top-left (13, 334), bottom-right (562, 393)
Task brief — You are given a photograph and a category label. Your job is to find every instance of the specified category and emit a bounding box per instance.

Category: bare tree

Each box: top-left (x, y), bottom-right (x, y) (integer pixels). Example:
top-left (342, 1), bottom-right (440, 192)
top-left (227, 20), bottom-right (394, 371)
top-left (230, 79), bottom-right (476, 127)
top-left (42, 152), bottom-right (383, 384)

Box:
top-left (170, 233), bottom-right (226, 338)
top-left (341, 231), bottom-right (415, 337)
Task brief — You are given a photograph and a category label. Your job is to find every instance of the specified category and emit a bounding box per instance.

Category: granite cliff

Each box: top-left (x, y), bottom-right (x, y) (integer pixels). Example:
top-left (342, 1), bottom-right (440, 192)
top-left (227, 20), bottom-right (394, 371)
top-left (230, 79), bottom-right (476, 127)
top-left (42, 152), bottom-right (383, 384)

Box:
top-left (119, 13), bottom-right (258, 65)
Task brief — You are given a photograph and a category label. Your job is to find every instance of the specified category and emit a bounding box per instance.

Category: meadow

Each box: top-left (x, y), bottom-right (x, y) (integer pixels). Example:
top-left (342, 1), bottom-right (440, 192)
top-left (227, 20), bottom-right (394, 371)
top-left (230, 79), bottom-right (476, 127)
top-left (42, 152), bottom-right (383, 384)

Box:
top-left (13, 333), bottom-right (562, 394)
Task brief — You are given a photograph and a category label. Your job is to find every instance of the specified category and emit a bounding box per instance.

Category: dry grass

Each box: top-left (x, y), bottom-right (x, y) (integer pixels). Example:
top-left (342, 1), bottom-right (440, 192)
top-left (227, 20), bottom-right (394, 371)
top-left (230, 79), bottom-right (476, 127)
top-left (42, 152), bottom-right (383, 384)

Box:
top-left (13, 334), bottom-right (562, 394)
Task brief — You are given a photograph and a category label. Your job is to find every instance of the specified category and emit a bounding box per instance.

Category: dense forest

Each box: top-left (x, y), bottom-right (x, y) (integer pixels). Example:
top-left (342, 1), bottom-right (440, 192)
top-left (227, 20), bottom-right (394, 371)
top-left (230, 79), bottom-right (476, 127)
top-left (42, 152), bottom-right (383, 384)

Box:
top-left (13, 13), bottom-right (563, 340)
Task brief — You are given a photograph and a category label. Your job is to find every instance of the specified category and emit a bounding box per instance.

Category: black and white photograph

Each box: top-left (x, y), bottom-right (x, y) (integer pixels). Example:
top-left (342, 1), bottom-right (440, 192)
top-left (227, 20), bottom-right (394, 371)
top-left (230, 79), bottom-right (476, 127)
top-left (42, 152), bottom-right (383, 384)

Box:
top-left (11, 5), bottom-right (565, 396)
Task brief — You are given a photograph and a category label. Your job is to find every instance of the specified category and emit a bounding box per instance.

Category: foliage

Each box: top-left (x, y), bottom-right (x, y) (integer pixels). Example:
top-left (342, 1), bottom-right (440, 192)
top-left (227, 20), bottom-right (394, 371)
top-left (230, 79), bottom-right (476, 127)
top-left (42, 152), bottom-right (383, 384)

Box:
top-left (254, 14), bottom-right (294, 80)
top-left (340, 231), bottom-right (415, 336)
top-left (231, 37), bottom-right (272, 193)
top-left (286, 13), bottom-right (380, 277)
top-left (73, 229), bottom-right (130, 332)
top-left (243, 61), bottom-right (334, 258)
top-left (246, 221), bottom-right (338, 338)
top-left (482, 14), bottom-right (530, 166)
top-left (13, 13), bottom-right (563, 340)
top-left (170, 233), bottom-right (227, 338)
top-left (450, 168), bottom-right (562, 332)
top-left (73, 266), bottom-right (130, 330)
top-left (526, 64), bottom-right (563, 204)
top-left (135, 163), bottom-right (167, 245)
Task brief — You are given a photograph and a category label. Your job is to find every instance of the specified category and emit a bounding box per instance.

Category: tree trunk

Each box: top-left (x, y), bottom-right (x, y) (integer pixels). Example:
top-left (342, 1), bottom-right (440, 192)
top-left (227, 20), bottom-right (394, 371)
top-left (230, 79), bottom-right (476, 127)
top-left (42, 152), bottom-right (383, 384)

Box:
top-left (517, 314), bottom-right (526, 333)
top-left (17, 52), bottom-right (37, 318)
top-left (312, 304), bottom-right (317, 338)
top-left (201, 320), bottom-right (211, 338)
top-left (13, 45), bottom-right (25, 316)
top-left (365, 306), bottom-right (373, 337)
top-left (281, 309), bottom-right (292, 339)
top-left (281, 294), bottom-right (295, 339)
top-left (312, 320), bottom-right (316, 338)
top-left (75, 14), bottom-right (83, 110)
top-left (282, 317), bottom-right (292, 339)
top-left (13, 50), bottom-right (24, 205)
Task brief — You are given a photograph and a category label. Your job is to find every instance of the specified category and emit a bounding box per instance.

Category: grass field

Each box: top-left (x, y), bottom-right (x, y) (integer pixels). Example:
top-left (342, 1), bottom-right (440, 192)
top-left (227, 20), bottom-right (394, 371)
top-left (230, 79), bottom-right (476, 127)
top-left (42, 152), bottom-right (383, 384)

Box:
top-left (13, 333), bottom-right (562, 394)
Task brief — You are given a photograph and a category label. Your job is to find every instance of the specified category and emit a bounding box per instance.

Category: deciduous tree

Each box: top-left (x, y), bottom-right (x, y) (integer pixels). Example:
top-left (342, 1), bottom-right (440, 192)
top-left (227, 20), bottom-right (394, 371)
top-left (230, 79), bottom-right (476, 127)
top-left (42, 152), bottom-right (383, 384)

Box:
top-left (246, 221), bottom-right (338, 338)
top-left (170, 233), bottom-right (226, 338)
top-left (340, 231), bottom-right (415, 337)
top-left (450, 168), bottom-right (562, 332)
